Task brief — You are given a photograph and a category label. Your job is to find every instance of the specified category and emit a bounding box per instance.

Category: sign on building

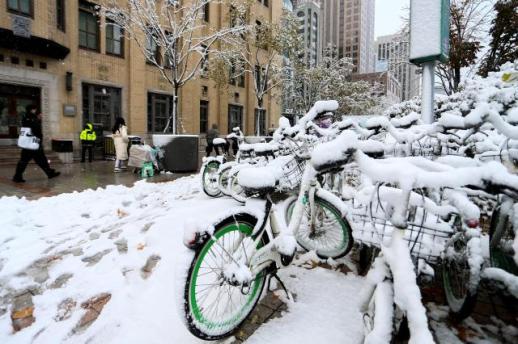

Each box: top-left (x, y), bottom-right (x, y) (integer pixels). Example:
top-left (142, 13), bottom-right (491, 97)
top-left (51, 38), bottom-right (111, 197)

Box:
top-left (11, 15), bottom-right (31, 38)
top-left (409, 0), bottom-right (450, 64)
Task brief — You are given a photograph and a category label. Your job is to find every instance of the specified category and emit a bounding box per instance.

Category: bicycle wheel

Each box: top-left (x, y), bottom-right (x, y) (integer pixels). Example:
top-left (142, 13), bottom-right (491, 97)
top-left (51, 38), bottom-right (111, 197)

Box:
top-left (441, 236), bottom-right (478, 320)
top-left (184, 218), bottom-right (268, 340)
top-left (218, 164), bottom-right (233, 196)
top-left (228, 172), bottom-right (246, 203)
top-left (286, 195), bottom-right (353, 259)
top-left (202, 160), bottom-right (222, 198)
top-left (489, 206), bottom-right (518, 274)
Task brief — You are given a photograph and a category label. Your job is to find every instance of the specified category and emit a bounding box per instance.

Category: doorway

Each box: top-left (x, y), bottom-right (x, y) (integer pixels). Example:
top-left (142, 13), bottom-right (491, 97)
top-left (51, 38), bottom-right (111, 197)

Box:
top-left (0, 83), bottom-right (41, 139)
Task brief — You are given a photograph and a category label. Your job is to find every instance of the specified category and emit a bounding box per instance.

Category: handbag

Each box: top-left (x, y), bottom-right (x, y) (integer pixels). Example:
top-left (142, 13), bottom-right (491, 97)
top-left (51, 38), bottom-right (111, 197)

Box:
top-left (17, 127), bottom-right (40, 150)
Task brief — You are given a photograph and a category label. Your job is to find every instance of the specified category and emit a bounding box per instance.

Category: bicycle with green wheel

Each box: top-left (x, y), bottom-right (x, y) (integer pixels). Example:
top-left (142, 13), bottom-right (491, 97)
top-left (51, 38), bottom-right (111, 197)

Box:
top-left (180, 101), bottom-right (355, 340)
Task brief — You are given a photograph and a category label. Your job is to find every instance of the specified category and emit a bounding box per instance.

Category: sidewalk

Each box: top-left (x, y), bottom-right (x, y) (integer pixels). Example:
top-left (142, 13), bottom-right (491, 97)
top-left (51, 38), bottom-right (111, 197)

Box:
top-left (0, 161), bottom-right (191, 199)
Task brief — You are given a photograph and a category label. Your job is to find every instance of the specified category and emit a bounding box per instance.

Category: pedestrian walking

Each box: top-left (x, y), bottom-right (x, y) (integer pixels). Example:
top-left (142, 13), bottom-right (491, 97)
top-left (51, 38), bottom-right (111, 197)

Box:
top-left (80, 122), bottom-right (97, 162)
top-left (12, 105), bottom-right (60, 183)
top-left (112, 117), bottom-right (129, 172)
top-left (205, 124), bottom-right (220, 156)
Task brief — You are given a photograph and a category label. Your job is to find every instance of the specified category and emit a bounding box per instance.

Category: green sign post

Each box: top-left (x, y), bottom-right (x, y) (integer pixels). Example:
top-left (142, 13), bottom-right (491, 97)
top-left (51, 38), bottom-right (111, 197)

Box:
top-left (409, 0), bottom-right (450, 124)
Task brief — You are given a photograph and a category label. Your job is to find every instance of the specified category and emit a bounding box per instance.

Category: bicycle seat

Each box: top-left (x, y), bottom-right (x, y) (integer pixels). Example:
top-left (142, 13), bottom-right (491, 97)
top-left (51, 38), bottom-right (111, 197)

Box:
top-left (237, 155), bottom-right (292, 194)
top-left (213, 138), bottom-right (227, 147)
top-left (239, 143), bottom-right (254, 152)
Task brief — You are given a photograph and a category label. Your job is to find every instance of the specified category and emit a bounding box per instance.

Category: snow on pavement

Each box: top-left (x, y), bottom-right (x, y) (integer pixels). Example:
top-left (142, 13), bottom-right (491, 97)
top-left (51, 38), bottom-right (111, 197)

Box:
top-left (1, 176), bottom-right (513, 344)
top-left (244, 266), bottom-right (365, 344)
top-left (0, 176), bottom-right (368, 344)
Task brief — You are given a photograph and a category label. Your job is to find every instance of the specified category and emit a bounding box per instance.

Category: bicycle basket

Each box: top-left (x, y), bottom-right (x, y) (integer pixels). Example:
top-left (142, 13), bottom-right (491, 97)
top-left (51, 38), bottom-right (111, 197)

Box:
top-left (347, 198), bottom-right (455, 264)
top-left (277, 156), bottom-right (306, 191)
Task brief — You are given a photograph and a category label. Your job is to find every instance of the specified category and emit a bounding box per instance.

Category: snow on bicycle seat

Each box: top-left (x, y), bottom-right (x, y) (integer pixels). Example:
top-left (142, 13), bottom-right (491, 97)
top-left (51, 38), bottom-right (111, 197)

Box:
top-left (237, 155), bottom-right (292, 193)
top-left (239, 143), bottom-right (254, 152)
top-left (213, 138), bottom-right (227, 146)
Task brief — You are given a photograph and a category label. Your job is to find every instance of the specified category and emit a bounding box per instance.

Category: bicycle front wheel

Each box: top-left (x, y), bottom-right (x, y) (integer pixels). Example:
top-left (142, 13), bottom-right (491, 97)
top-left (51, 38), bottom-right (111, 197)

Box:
top-left (286, 195), bottom-right (353, 259)
top-left (184, 218), bottom-right (267, 340)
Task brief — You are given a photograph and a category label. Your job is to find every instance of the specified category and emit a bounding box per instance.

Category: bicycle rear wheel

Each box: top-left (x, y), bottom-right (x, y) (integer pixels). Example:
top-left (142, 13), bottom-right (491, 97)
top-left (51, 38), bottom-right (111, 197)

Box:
top-left (184, 218), bottom-right (267, 340)
top-left (489, 205), bottom-right (518, 274)
top-left (441, 243), bottom-right (478, 321)
top-left (286, 195), bottom-right (353, 259)
top-left (202, 160), bottom-right (222, 198)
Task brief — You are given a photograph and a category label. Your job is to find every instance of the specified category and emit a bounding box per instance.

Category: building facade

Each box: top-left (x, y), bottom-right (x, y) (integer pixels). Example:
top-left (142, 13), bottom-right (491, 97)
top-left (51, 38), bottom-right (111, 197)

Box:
top-left (0, 0), bottom-right (281, 153)
top-left (295, 0), bottom-right (322, 67)
top-left (375, 33), bottom-right (420, 101)
top-left (320, 0), bottom-right (375, 73)
top-left (352, 71), bottom-right (402, 103)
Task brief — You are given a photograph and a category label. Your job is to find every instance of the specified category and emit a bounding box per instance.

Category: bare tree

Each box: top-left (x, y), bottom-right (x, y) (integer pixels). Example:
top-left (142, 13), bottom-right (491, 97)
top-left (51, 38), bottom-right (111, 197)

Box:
top-left (100, 0), bottom-right (246, 134)
top-left (436, 0), bottom-right (492, 95)
top-left (209, 2), bottom-right (297, 135)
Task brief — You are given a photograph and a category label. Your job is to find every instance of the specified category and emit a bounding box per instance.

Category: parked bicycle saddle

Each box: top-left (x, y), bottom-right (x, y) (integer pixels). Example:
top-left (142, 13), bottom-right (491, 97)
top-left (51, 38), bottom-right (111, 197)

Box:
top-left (237, 155), bottom-right (293, 194)
top-left (253, 142), bottom-right (279, 157)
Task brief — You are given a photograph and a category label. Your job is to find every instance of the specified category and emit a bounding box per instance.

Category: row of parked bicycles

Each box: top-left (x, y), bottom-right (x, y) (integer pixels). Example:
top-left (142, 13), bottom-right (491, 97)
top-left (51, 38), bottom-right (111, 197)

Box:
top-left (180, 71), bottom-right (518, 342)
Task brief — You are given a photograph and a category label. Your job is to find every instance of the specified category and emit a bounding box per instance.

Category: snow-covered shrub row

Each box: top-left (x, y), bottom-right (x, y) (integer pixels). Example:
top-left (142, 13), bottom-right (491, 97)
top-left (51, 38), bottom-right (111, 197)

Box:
top-left (382, 61), bottom-right (518, 122)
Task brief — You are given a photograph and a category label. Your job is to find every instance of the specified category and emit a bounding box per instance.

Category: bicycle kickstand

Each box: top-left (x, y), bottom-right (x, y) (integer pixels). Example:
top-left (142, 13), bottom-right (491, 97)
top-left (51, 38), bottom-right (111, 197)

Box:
top-left (267, 271), bottom-right (292, 301)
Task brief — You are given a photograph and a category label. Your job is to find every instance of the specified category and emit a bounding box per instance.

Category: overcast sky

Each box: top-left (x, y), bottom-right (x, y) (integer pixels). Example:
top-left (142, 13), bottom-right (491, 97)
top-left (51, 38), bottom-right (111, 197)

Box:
top-left (375, 0), bottom-right (409, 39)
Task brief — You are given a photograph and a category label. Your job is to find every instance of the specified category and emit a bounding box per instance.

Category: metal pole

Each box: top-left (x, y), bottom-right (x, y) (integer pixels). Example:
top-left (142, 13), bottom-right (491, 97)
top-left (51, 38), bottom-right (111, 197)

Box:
top-left (421, 61), bottom-right (435, 124)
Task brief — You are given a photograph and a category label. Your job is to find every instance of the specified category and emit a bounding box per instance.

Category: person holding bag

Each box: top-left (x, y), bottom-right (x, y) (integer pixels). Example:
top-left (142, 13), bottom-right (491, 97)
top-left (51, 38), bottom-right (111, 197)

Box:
top-left (12, 105), bottom-right (60, 183)
top-left (112, 117), bottom-right (129, 172)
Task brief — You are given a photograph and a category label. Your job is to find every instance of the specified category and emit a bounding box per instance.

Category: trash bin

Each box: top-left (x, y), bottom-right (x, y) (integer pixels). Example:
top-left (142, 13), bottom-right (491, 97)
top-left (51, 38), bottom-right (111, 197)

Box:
top-left (51, 139), bottom-right (74, 163)
top-left (158, 135), bottom-right (199, 172)
top-left (104, 135), bottom-right (141, 160)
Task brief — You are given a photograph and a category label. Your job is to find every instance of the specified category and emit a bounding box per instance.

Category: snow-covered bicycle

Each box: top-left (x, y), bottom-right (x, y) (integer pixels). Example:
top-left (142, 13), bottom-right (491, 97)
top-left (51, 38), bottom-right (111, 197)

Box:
top-left (179, 101), bottom-right (355, 340)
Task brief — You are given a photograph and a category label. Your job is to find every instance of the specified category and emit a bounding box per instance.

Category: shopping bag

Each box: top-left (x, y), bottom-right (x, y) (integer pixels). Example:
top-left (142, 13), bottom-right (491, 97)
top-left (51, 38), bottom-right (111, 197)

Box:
top-left (17, 127), bottom-right (40, 150)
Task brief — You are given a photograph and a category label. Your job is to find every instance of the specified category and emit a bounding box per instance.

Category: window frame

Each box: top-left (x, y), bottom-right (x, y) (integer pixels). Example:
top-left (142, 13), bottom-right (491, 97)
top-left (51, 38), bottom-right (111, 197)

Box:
top-left (56, 0), bottom-right (65, 31)
top-left (202, 2), bottom-right (210, 22)
top-left (147, 92), bottom-right (173, 133)
top-left (200, 100), bottom-right (209, 134)
top-left (228, 104), bottom-right (243, 133)
top-left (106, 19), bottom-right (125, 58)
top-left (78, 1), bottom-right (100, 52)
top-left (7, 0), bottom-right (33, 18)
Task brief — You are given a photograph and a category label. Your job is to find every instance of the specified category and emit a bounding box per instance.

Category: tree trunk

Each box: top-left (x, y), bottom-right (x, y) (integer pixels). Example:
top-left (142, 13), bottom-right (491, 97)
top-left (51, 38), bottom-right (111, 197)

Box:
top-left (256, 97), bottom-right (264, 136)
top-left (164, 85), bottom-right (179, 134)
top-left (453, 67), bottom-right (461, 94)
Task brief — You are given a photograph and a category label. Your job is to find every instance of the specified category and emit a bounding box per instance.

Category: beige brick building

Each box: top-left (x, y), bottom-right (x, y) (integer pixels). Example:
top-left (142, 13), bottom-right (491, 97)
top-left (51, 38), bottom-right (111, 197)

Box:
top-left (0, 0), bottom-right (281, 154)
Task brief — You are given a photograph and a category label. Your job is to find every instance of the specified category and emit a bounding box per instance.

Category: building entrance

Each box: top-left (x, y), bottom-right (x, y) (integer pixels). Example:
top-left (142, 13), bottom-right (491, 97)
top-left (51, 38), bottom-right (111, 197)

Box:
top-left (0, 83), bottom-right (41, 140)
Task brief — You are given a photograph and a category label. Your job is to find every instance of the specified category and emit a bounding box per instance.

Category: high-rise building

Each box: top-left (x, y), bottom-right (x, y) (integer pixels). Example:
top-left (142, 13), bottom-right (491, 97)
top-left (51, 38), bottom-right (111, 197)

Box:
top-left (375, 33), bottom-right (420, 101)
top-left (320, 0), bottom-right (375, 73)
top-left (295, 0), bottom-right (322, 67)
top-left (0, 0), bottom-right (281, 156)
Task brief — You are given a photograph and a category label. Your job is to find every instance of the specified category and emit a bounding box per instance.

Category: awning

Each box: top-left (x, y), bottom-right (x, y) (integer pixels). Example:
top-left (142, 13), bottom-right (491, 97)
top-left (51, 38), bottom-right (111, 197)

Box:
top-left (0, 28), bottom-right (70, 60)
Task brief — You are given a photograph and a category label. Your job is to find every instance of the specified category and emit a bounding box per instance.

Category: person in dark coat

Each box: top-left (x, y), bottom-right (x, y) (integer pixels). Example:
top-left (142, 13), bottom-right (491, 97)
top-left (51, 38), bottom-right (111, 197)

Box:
top-left (12, 105), bottom-right (61, 183)
top-left (205, 124), bottom-right (220, 156)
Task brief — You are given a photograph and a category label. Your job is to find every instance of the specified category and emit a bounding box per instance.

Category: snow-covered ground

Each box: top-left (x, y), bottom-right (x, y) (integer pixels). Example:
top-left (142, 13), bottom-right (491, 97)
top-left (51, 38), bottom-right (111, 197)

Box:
top-left (0, 177), bottom-right (515, 343)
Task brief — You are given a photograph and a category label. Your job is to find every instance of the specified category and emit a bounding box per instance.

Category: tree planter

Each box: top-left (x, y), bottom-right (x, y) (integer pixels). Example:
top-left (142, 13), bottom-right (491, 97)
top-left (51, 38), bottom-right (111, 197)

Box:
top-left (152, 134), bottom-right (199, 173)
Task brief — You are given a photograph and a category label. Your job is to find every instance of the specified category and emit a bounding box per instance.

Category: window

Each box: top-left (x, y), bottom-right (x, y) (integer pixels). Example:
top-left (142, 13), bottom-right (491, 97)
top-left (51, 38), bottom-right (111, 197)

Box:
top-left (56, 0), bottom-right (65, 31)
top-left (79, 1), bottom-right (100, 51)
top-left (145, 31), bottom-right (160, 64)
top-left (229, 59), bottom-right (245, 88)
top-left (200, 100), bottom-right (209, 133)
top-left (147, 93), bottom-right (173, 132)
top-left (200, 44), bottom-right (208, 77)
top-left (82, 83), bottom-right (121, 130)
top-left (228, 105), bottom-right (243, 133)
top-left (258, 0), bottom-right (268, 7)
top-left (255, 108), bottom-right (266, 136)
top-left (202, 2), bottom-right (209, 22)
top-left (7, 0), bottom-right (32, 17)
top-left (106, 19), bottom-right (124, 57)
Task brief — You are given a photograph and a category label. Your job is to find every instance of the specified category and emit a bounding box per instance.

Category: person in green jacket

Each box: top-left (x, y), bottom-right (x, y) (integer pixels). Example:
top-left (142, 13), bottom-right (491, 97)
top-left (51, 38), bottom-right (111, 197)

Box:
top-left (80, 122), bottom-right (97, 162)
